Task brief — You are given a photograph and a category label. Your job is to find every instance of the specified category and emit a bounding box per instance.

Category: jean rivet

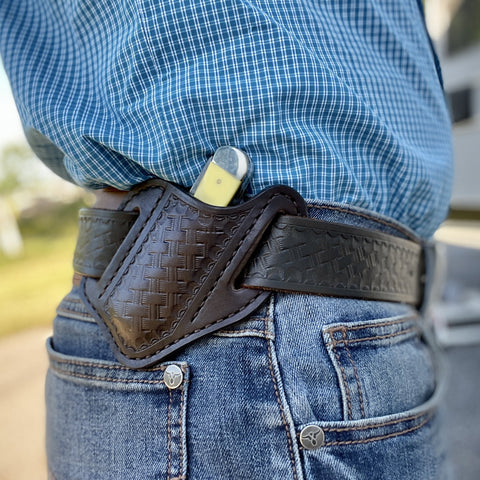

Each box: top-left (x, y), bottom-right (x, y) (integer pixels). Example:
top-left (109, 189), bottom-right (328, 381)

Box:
top-left (163, 365), bottom-right (183, 389)
top-left (299, 425), bottom-right (325, 450)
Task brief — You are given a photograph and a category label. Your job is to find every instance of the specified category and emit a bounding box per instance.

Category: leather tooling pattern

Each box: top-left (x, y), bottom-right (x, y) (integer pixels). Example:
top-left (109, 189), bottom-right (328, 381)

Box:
top-left (82, 179), bottom-right (306, 368)
top-left (104, 196), bottom-right (247, 350)
top-left (243, 216), bottom-right (423, 304)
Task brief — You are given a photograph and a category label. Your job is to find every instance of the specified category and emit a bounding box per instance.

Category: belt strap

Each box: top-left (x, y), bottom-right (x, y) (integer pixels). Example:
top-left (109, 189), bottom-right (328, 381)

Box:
top-left (73, 180), bottom-right (424, 367)
top-left (74, 200), bottom-right (424, 306)
top-left (73, 209), bottom-right (138, 278)
top-left (242, 215), bottom-right (424, 305)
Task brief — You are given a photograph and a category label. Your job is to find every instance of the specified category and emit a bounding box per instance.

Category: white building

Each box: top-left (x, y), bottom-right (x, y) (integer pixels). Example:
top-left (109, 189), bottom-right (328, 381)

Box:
top-left (426, 0), bottom-right (480, 210)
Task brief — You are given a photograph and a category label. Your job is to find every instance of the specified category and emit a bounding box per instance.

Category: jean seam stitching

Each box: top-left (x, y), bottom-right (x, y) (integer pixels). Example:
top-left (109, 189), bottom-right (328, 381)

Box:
top-left (213, 328), bottom-right (270, 336)
top-left (342, 330), bottom-right (366, 419)
top-left (48, 349), bottom-right (188, 373)
top-left (266, 315), bottom-right (301, 480)
top-left (327, 327), bottom-right (419, 347)
top-left (59, 296), bottom-right (84, 306)
top-left (305, 204), bottom-right (416, 241)
top-left (49, 364), bottom-right (182, 385)
top-left (331, 337), bottom-right (353, 421)
top-left (323, 413), bottom-right (433, 446)
top-left (49, 356), bottom-right (166, 372)
top-left (167, 388), bottom-right (173, 480)
top-left (179, 384), bottom-right (186, 479)
top-left (326, 315), bottom-right (418, 334)
top-left (322, 408), bottom-right (431, 432)
top-left (56, 306), bottom-right (92, 316)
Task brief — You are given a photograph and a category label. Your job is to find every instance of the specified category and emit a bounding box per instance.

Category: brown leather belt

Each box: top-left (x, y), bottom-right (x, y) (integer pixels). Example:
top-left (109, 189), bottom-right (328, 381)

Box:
top-left (73, 179), bottom-right (424, 368)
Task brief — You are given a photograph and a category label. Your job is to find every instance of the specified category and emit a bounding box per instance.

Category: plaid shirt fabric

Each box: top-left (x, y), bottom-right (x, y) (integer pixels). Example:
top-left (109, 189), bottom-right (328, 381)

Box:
top-left (0, 0), bottom-right (452, 238)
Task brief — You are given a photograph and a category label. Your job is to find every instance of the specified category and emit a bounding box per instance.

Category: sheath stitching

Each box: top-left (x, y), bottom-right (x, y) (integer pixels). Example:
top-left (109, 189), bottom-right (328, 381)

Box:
top-left (93, 190), bottom-right (301, 360)
top-left (99, 184), bottom-right (164, 296)
top-left (189, 193), bottom-right (300, 326)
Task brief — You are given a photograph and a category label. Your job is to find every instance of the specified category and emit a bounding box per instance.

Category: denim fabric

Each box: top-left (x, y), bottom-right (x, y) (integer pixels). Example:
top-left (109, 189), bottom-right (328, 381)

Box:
top-left (46, 205), bottom-right (449, 479)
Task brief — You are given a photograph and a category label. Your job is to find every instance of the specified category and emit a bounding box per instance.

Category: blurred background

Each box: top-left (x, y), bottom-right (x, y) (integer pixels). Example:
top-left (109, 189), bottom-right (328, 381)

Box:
top-left (0, 1), bottom-right (479, 479)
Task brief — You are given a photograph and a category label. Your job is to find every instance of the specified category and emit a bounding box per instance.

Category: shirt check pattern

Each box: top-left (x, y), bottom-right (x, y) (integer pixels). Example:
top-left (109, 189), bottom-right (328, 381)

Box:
top-left (0, 0), bottom-right (452, 238)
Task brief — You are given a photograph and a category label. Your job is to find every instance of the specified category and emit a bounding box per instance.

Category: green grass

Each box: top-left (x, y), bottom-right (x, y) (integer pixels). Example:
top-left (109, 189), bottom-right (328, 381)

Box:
top-left (0, 202), bottom-right (82, 337)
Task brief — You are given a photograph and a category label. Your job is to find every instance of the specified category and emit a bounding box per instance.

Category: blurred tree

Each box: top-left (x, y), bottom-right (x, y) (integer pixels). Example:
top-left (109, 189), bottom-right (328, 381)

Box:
top-left (0, 143), bottom-right (33, 194)
top-left (0, 143), bottom-right (34, 256)
top-left (448, 0), bottom-right (480, 53)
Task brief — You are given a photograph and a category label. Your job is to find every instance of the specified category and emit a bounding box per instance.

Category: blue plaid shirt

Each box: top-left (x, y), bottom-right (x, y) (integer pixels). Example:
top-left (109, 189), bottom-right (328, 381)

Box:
top-left (0, 0), bottom-right (452, 238)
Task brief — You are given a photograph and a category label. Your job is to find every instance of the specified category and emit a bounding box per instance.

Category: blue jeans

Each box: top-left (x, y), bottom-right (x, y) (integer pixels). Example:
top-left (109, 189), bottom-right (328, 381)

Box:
top-left (46, 204), bottom-right (449, 479)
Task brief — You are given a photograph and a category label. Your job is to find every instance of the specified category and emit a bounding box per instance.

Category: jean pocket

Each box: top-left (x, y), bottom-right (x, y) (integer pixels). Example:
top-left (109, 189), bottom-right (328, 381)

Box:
top-left (295, 315), bottom-right (447, 480)
top-left (46, 338), bottom-right (189, 480)
top-left (322, 314), bottom-right (436, 421)
top-left (297, 385), bottom-right (447, 480)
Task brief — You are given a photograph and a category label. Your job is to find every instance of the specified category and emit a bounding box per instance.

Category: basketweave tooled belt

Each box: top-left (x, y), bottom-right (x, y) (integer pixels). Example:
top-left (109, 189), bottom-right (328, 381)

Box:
top-left (73, 179), bottom-right (425, 369)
